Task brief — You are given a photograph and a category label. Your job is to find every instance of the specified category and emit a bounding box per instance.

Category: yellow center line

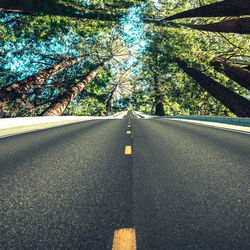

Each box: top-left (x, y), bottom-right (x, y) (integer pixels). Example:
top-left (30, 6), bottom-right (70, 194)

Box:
top-left (128, 125), bottom-right (131, 128)
top-left (112, 228), bottom-right (136, 250)
top-left (125, 146), bottom-right (132, 155)
top-left (126, 131), bottom-right (131, 134)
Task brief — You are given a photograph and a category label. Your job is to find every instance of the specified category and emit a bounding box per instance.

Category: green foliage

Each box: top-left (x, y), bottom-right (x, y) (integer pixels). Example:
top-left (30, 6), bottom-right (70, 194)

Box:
top-left (1, 0), bottom-right (249, 117)
top-left (132, 0), bottom-right (249, 116)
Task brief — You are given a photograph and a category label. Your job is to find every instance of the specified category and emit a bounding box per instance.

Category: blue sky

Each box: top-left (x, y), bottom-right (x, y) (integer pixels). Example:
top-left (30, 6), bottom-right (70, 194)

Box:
top-left (1, 30), bottom-right (81, 81)
top-left (1, 4), bottom-right (148, 82)
top-left (120, 6), bottom-right (148, 69)
top-left (121, 6), bottom-right (147, 54)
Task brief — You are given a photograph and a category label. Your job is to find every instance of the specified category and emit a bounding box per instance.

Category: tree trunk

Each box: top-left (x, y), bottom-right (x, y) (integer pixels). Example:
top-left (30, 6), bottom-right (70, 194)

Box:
top-left (153, 74), bottom-right (165, 116)
top-left (0, 0), bottom-right (45, 13)
top-left (106, 84), bottom-right (119, 115)
top-left (106, 101), bottom-right (112, 115)
top-left (41, 61), bottom-right (108, 116)
top-left (0, 0), bottom-right (121, 21)
top-left (182, 17), bottom-right (250, 34)
top-left (0, 57), bottom-right (82, 108)
top-left (105, 2), bottom-right (138, 9)
top-left (211, 57), bottom-right (250, 90)
top-left (164, 0), bottom-right (250, 21)
top-left (155, 101), bottom-right (165, 116)
top-left (176, 58), bottom-right (250, 117)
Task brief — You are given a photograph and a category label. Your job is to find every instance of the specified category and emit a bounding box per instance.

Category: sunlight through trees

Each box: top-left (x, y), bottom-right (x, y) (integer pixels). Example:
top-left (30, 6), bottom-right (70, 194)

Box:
top-left (0, 0), bottom-right (249, 117)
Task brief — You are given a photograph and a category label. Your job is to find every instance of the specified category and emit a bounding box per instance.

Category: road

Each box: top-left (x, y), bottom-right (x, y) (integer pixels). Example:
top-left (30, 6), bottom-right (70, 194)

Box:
top-left (1, 112), bottom-right (249, 249)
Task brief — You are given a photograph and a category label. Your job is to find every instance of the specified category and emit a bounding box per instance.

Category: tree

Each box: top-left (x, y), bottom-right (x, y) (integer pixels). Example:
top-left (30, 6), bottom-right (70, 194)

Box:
top-left (40, 32), bottom-right (131, 116)
top-left (0, 0), bottom-right (146, 21)
top-left (0, 56), bottom-right (83, 109)
top-left (180, 17), bottom-right (250, 35)
top-left (0, 57), bottom-right (83, 107)
top-left (106, 84), bottom-right (119, 115)
top-left (153, 73), bottom-right (165, 116)
top-left (141, 14), bottom-right (250, 116)
top-left (155, 101), bottom-right (165, 116)
top-left (41, 60), bottom-right (109, 116)
top-left (0, 0), bottom-right (121, 21)
top-left (1, 0), bottom-right (249, 118)
top-left (176, 58), bottom-right (250, 117)
top-left (163, 0), bottom-right (250, 21)
top-left (105, 64), bottom-right (135, 114)
top-left (211, 57), bottom-right (250, 91)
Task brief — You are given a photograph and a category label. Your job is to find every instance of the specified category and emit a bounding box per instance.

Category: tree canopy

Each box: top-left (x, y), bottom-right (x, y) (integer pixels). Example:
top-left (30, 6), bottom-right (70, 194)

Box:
top-left (0, 0), bottom-right (249, 117)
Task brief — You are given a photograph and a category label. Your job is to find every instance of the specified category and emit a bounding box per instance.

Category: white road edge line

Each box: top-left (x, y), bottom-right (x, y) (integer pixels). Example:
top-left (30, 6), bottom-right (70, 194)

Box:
top-left (166, 118), bottom-right (250, 135)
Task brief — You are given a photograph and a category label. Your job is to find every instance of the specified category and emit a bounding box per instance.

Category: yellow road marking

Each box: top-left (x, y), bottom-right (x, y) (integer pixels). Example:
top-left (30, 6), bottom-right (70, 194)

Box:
top-left (128, 125), bottom-right (131, 127)
top-left (125, 146), bottom-right (132, 155)
top-left (112, 228), bottom-right (136, 250)
top-left (126, 131), bottom-right (131, 134)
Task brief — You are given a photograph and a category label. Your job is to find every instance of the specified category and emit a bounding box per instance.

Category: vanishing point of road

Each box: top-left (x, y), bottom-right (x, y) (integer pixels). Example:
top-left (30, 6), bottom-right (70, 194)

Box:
top-left (1, 112), bottom-right (249, 249)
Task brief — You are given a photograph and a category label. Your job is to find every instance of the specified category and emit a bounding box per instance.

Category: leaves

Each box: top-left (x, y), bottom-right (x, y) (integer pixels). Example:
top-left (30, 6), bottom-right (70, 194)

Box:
top-left (0, 0), bottom-right (249, 117)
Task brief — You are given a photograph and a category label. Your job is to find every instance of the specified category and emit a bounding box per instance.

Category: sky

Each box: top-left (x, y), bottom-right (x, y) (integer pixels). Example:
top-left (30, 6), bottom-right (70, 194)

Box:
top-left (119, 5), bottom-right (148, 72)
top-left (121, 6), bottom-right (147, 54)
top-left (1, 32), bottom-right (80, 81)
top-left (1, 3), bottom-right (148, 86)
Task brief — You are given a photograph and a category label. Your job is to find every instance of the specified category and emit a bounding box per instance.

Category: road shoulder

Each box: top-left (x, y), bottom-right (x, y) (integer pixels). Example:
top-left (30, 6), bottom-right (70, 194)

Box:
top-left (165, 118), bottom-right (250, 134)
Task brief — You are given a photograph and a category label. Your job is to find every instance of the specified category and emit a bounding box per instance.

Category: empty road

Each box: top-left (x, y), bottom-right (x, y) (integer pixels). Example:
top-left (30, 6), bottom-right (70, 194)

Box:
top-left (1, 113), bottom-right (249, 249)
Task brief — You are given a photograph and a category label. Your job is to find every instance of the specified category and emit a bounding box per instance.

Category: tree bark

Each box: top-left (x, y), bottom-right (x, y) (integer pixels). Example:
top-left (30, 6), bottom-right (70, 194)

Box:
top-left (0, 0), bottom-right (121, 21)
top-left (155, 101), bottom-right (165, 116)
top-left (153, 74), bottom-right (165, 116)
top-left (182, 17), bottom-right (250, 34)
top-left (106, 84), bottom-right (119, 115)
top-left (164, 0), bottom-right (250, 21)
top-left (41, 61), bottom-right (109, 116)
top-left (211, 57), bottom-right (250, 90)
top-left (104, 1), bottom-right (145, 10)
top-left (0, 57), bottom-right (83, 108)
top-left (176, 58), bottom-right (250, 117)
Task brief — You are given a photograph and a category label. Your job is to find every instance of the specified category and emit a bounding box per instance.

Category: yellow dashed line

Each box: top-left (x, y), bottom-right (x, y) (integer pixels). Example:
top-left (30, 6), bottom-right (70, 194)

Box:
top-left (112, 228), bottom-right (136, 250)
top-left (126, 131), bottom-right (131, 134)
top-left (128, 125), bottom-right (131, 128)
top-left (125, 146), bottom-right (132, 155)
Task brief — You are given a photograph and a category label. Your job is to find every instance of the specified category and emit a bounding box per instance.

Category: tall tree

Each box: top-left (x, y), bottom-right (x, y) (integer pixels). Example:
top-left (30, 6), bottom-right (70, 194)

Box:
top-left (106, 84), bottom-right (119, 115)
top-left (0, 0), bottom-right (121, 21)
top-left (0, 0), bottom-right (146, 21)
top-left (176, 58), bottom-right (250, 117)
top-left (180, 17), bottom-right (250, 35)
top-left (153, 74), bottom-right (165, 116)
top-left (211, 57), bottom-right (250, 91)
top-left (41, 60), bottom-right (109, 116)
top-left (105, 64), bottom-right (134, 114)
top-left (163, 0), bottom-right (250, 21)
top-left (155, 100), bottom-right (165, 116)
top-left (0, 56), bottom-right (83, 109)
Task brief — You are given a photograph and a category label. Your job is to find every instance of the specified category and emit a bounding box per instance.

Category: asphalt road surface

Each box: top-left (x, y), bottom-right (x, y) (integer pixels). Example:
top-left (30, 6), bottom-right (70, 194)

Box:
top-left (1, 112), bottom-right (249, 249)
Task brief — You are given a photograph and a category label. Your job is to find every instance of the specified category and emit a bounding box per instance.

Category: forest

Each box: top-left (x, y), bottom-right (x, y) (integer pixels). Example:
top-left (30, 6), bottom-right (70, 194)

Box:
top-left (0, 0), bottom-right (250, 118)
